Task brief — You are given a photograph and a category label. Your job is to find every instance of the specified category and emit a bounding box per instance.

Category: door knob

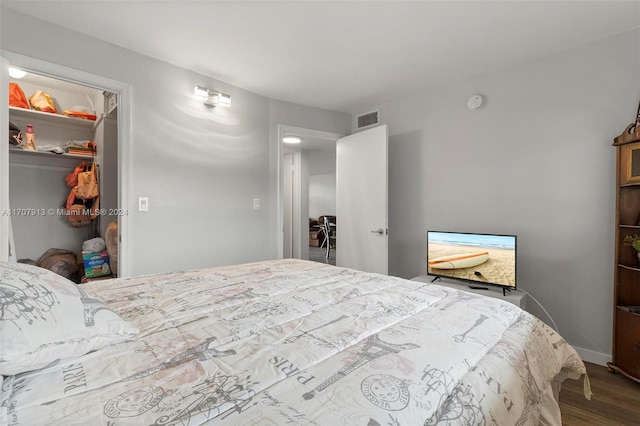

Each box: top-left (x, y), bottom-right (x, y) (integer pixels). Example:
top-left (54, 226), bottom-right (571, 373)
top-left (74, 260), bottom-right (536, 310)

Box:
top-left (371, 228), bottom-right (384, 234)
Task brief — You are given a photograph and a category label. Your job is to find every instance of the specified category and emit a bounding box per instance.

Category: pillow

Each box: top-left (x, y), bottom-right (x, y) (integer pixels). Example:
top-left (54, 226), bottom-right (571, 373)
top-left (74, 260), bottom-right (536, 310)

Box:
top-left (0, 262), bottom-right (138, 375)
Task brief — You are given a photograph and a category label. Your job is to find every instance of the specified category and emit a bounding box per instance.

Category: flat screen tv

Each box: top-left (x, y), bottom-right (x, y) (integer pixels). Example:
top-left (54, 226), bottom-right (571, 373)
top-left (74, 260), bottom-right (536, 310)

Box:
top-left (427, 231), bottom-right (516, 292)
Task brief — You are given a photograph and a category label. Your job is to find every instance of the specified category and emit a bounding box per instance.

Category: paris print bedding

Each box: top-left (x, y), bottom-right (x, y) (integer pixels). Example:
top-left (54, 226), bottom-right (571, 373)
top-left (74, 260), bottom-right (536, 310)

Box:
top-left (1, 259), bottom-right (588, 425)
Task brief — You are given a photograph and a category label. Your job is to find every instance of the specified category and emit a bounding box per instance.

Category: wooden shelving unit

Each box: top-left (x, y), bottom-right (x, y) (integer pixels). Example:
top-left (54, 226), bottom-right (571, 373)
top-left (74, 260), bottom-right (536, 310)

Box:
top-left (608, 106), bottom-right (640, 384)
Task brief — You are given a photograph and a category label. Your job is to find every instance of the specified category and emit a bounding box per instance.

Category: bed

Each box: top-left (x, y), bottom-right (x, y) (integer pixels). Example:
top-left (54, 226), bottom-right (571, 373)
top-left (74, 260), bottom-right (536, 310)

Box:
top-left (0, 259), bottom-right (590, 425)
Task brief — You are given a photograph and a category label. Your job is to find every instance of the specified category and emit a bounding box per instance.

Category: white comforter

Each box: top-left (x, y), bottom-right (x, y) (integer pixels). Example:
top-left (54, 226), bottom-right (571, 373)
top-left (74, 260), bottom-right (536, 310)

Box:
top-left (2, 259), bottom-right (588, 425)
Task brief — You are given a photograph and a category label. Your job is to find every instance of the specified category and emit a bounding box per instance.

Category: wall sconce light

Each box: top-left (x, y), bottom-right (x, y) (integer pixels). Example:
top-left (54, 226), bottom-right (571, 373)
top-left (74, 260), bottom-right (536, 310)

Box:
top-left (194, 85), bottom-right (231, 107)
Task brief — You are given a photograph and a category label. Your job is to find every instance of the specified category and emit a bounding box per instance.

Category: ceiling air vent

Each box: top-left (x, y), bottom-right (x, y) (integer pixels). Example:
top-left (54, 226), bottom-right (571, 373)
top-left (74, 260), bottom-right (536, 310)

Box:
top-left (357, 110), bottom-right (379, 129)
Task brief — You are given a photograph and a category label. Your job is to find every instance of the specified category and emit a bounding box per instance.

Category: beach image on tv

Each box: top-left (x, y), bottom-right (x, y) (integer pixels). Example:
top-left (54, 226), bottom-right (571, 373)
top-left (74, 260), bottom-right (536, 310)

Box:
top-left (427, 232), bottom-right (516, 287)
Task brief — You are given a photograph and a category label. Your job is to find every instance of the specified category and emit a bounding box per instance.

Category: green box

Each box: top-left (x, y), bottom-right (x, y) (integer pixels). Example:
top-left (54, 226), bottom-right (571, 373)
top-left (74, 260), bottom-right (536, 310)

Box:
top-left (82, 251), bottom-right (112, 278)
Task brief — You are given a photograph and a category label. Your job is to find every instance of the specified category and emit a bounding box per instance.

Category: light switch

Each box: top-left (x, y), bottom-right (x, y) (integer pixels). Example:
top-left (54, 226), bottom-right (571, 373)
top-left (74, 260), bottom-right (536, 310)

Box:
top-left (253, 198), bottom-right (261, 210)
top-left (139, 197), bottom-right (149, 212)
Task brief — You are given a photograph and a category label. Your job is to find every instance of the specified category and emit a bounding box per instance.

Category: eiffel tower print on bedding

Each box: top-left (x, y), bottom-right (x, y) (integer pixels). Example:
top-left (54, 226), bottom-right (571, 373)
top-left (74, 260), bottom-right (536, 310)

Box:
top-left (1, 259), bottom-right (589, 425)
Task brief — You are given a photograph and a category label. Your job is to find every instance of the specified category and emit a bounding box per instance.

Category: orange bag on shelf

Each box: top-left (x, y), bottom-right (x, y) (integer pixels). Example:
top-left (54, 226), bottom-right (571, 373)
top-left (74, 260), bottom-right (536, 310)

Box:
top-left (62, 110), bottom-right (97, 121)
top-left (9, 83), bottom-right (29, 109)
top-left (29, 90), bottom-right (58, 113)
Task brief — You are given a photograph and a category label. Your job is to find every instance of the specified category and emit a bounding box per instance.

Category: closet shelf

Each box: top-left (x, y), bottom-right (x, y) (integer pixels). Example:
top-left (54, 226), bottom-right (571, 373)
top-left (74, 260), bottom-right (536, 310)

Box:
top-left (9, 148), bottom-right (94, 168)
top-left (9, 106), bottom-right (97, 129)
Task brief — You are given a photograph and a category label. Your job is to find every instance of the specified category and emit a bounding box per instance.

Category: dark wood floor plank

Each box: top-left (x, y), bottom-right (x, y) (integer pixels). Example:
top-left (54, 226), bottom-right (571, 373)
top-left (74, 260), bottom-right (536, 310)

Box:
top-left (560, 361), bottom-right (640, 426)
top-left (560, 403), bottom-right (623, 426)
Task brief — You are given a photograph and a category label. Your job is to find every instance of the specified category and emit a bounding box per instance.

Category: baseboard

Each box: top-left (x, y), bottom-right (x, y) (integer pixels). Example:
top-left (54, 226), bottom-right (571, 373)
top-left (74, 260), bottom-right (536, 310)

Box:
top-left (573, 345), bottom-right (611, 367)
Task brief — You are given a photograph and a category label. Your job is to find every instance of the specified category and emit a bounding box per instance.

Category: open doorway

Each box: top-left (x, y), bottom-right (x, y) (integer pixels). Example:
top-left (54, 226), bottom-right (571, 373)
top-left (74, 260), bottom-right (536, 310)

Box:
top-left (308, 150), bottom-right (337, 265)
top-left (278, 125), bottom-right (342, 264)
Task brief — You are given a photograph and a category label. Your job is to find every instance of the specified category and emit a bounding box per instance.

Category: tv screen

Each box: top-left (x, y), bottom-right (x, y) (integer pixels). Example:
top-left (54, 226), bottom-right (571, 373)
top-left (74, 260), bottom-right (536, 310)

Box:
top-left (427, 231), bottom-right (516, 290)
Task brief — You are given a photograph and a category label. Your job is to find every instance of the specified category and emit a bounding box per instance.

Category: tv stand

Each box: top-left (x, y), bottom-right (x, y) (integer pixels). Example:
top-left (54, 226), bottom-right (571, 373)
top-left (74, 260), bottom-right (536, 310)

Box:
top-left (411, 275), bottom-right (526, 309)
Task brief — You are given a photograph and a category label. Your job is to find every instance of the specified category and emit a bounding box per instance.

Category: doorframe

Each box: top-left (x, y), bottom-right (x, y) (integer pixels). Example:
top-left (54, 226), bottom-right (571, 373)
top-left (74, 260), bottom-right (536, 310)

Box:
top-left (282, 152), bottom-right (294, 258)
top-left (277, 124), bottom-right (343, 259)
top-left (0, 57), bottom-right (9, 262)
top-left (0, 50), bottom-right (133, 277)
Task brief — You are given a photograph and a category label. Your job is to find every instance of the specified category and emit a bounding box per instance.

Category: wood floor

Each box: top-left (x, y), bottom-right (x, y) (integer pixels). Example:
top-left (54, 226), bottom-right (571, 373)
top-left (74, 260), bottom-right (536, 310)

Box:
top-left (560, 361), bottom-right (640, 425)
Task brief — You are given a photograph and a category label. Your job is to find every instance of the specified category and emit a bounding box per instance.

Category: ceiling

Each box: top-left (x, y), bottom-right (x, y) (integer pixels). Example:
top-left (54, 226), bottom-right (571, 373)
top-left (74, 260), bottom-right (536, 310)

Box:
top-left (3, 1), bottom-right (639, 114)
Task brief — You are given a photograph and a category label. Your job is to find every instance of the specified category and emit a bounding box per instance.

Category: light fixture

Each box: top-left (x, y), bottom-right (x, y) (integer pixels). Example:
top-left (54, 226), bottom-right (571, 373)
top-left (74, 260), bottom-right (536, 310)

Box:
top-left (194, 85), bottom-right (231, 107)
top-left (194, 86), bottom-right (209, 98)
top-left (282, 136), bottom-right (302, 144)
top-left (8, 67), bottom-right (27, 79)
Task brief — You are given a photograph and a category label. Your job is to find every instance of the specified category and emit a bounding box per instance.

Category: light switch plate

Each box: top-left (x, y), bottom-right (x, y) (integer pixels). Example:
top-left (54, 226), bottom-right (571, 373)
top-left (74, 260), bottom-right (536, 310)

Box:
top-left (139, 197), bottom-right (149, 212)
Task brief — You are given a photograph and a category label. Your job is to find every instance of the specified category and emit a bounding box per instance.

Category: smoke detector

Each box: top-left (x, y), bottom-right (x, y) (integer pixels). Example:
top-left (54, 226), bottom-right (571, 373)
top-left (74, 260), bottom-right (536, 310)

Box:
top-left (467, 95), bottom-right (485, 110)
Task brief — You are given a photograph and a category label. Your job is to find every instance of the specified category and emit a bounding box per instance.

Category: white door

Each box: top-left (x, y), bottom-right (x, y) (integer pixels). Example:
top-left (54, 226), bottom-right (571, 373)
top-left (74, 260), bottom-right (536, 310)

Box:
top-left (336, 124), bottom-right (388, 274)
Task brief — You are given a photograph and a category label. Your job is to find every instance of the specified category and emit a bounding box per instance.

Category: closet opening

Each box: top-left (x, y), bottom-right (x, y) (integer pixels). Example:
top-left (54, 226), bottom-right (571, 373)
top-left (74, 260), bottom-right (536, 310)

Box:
top-left (3, 53), bottom-right (131, 280)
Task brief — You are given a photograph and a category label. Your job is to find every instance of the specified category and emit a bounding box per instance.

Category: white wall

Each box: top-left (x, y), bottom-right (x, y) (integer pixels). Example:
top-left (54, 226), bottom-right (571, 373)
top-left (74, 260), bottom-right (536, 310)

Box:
top-left (308, 150), bottom-right (336, 176)
top-left (309, 173), bottom-right (336, 220)
top-left (309, 150), bottom-right (336, 220)
top-left (357, 29), bottom-right (640, 364)
top-left (1, 8), bottom-right (350, 275)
